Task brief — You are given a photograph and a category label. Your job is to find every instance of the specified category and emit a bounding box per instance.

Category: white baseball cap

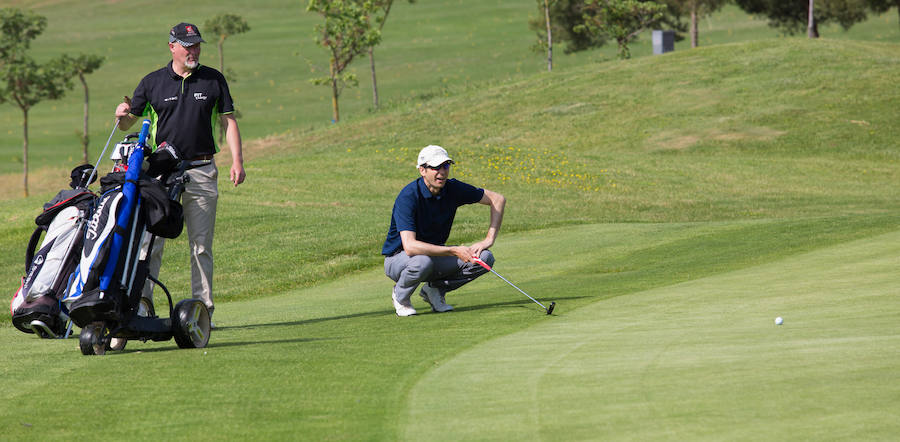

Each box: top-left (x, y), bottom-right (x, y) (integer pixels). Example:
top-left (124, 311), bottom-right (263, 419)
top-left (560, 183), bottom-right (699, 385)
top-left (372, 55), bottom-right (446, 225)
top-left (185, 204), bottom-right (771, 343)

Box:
top-left (417, 145), bottom-right (454, 168)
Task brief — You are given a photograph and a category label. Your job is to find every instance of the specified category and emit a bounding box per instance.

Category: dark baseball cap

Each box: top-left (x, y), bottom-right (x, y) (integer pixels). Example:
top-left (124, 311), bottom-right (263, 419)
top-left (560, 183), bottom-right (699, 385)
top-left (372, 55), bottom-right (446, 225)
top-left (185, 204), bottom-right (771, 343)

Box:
top-left (169, 22), bottom-right (205, 46)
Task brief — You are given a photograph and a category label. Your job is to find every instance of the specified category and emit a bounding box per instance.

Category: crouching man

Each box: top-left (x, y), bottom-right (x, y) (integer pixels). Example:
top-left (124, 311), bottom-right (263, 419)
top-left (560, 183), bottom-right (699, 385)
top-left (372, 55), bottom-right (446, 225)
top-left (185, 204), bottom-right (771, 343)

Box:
top-left (382, 145), bottom-right (506, 316)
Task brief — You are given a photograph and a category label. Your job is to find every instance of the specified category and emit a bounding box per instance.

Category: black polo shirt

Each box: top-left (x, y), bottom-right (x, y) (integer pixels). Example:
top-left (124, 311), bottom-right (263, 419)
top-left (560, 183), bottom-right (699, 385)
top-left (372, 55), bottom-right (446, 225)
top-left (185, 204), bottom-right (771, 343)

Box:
top-left (128, 61), bottom-right (234, 158)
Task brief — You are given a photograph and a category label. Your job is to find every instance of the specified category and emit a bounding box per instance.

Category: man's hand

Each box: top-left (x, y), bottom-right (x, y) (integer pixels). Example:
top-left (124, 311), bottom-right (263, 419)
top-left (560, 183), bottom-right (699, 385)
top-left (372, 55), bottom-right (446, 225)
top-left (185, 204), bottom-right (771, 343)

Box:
top-left (115, 96), bottom-right (137, 130)
top-left (449, 245), bottom-right (474, 263)
top-left (468, 239), bottom-right (493, 260)
top-left (230, 162), bottom-right (246, 187)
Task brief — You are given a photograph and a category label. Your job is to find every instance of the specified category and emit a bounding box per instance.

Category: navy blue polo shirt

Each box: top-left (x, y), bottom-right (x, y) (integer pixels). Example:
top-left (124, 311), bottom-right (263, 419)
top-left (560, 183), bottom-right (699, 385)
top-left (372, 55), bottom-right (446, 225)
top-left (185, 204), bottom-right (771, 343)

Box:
top-left (382, 177), bottom-right (485, 256)
top-left (128, 61), bottom-right (234, 158)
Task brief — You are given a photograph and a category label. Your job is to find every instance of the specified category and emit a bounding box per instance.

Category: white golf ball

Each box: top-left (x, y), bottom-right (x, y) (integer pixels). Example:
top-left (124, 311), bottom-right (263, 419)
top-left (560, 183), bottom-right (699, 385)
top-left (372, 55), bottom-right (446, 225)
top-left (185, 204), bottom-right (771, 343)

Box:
top-left (775, 317), bottom-right (783, 325)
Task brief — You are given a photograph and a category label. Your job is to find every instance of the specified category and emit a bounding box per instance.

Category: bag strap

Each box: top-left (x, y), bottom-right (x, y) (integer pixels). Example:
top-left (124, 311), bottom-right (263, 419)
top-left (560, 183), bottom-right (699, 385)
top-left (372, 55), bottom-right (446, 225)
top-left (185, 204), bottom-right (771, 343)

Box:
top-left (25, 226), bottom-right (46, 273)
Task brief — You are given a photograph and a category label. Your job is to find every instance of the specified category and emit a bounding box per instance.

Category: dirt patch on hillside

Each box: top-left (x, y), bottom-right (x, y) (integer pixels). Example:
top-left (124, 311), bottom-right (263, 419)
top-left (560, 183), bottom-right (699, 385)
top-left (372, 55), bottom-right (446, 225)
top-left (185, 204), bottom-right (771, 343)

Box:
top-left (647, 127), bottom-right (786, 151)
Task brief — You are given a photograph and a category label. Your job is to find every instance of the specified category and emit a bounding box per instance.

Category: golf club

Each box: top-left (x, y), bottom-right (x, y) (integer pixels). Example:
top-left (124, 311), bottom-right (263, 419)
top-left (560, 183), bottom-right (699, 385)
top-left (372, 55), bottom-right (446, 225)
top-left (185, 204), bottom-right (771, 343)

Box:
top-left (84, 117), bottom-right (122, 187)
top-left (472, 256), bottom-right (556, 315)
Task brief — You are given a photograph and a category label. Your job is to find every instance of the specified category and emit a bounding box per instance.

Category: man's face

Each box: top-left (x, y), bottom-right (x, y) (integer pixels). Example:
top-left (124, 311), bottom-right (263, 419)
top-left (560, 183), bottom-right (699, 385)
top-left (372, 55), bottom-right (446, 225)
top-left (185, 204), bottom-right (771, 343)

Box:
top-left (170, 42), bottom-right (201, 70)
top-left (419, 162), bottom-right (452, 195)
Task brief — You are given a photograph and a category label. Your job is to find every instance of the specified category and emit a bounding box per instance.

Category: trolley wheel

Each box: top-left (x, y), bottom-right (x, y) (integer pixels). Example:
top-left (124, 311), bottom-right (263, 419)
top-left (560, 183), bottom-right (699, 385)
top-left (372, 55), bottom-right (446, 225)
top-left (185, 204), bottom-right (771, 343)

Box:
top-left (79, 322), bottom-right (108, 356)
top-left (173, 299), bottom-right (211, 349)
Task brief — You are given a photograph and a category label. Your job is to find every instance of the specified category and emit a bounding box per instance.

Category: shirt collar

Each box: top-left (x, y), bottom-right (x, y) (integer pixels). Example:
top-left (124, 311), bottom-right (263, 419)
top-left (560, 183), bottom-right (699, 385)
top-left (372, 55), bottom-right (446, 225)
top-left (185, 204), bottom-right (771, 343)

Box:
top-left (417, 177), bottom-right (444, 200)
top-left (167, 60), bottom-right (199, 79)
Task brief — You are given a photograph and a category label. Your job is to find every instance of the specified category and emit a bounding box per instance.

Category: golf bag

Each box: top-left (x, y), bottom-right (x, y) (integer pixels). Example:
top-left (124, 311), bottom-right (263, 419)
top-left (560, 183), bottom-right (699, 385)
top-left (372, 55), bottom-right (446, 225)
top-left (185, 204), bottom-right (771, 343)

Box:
top-left (65, 126), bottom-right (185, 329)
top-left (10, 171), bottom-right (98, 338)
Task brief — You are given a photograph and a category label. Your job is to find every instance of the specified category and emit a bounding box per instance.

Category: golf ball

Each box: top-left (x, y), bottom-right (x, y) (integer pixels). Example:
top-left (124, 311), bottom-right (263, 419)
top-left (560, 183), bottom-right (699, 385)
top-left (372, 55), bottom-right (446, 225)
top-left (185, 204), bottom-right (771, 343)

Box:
top-left (775, 317), bottom-right (783, 325)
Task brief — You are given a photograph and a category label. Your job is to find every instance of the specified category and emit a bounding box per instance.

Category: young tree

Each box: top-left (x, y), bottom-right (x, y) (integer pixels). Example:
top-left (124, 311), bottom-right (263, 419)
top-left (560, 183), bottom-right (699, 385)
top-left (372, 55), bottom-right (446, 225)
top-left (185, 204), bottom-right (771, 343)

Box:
top-left (529, 0), bottom-right (609, 56)
top-left (575, 0), bottom-right (667, 59)
top-left (537, 0), bottom-right (557, 71)
top-left (204, 14), bottom-right (250, 80)
top-left (734, 0), bottom-right (870, 37)
top-left (367, 0), bottom-right (414, 109)
top-left (204, 14), bottom-right (250, 142)
top-left (308, 0), bottom-right (381, 123)
top-left (0, 8), bottom-right (73, 197)
top-left (661, 0), bottom-right (728, 47)
top-left (61, 54), bottom-right (104, 163)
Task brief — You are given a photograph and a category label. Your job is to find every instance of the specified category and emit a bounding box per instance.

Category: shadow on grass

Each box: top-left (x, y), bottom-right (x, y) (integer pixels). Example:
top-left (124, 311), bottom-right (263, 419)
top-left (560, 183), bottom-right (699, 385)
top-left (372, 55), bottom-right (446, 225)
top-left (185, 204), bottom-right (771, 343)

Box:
top-left (215, 294), bottom-right (592, 331)
top-left (108, 336), bottom-right (337, 354)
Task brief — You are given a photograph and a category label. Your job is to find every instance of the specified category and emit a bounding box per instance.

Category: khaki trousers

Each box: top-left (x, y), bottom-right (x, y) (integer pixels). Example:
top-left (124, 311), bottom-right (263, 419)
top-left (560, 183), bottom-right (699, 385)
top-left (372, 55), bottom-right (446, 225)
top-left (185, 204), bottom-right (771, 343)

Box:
top-left (142, 160), bottom-right (218, 316)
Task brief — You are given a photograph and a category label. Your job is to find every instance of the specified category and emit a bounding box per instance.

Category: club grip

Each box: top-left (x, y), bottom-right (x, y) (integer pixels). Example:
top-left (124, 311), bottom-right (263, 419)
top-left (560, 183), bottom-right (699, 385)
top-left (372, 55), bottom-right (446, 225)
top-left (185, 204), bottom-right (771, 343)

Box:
top-left (472, 256), bottom-right (491, 271)
top-left (136, 119), bottom-right (151, 148)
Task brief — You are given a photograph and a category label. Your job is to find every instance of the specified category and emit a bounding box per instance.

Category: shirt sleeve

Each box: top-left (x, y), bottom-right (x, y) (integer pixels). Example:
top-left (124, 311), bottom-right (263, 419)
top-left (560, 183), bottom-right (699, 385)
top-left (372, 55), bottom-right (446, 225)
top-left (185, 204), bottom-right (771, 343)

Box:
top-left (450, 179), bottom-right (485, 206)
top-left (393, 190), bottom-right (417, 233)
top-left (129, 76), bottom-right (149, 117)
top-left (217, 72), bottom-right (235, 114)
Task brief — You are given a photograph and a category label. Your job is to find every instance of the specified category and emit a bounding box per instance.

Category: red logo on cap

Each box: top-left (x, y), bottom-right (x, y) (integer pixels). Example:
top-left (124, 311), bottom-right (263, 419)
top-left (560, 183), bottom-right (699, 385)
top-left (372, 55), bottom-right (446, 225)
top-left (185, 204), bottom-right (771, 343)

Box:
top-left (186, 25), bottom-right (195, 35)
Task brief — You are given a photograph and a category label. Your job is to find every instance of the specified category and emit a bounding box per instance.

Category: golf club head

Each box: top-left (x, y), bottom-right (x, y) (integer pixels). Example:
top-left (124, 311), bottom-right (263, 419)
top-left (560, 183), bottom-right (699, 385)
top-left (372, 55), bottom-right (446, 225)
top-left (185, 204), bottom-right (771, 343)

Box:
top-left (546, 302), bottom-right (556, 315)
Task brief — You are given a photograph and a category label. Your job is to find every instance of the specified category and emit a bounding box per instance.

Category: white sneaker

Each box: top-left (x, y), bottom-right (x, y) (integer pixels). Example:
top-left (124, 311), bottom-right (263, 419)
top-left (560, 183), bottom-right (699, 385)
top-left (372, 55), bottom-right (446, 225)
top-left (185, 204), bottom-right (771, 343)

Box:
top-left (420, 284), bottom-right (453, 313)
top-left (392, 290), bottom-right (417, 317)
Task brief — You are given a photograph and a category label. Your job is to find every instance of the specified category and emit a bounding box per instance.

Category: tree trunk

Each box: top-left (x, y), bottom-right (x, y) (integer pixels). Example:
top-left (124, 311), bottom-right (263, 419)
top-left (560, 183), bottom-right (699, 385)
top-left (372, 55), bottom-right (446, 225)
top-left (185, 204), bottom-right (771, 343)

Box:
top-left (330, 59), bottom-right (340, 123)
top-left (544, 0), bottom-right (553, 71)
top-left (369, 46), bottom-right (379, 109)
top-left (81, 74), bottom-right (90, 164)
top-left (808, 0), bottom-right (819, 38)
top-left (690, 1), bottom-right (699, 48)
top-left (23, 109), bottom-right (29, 197)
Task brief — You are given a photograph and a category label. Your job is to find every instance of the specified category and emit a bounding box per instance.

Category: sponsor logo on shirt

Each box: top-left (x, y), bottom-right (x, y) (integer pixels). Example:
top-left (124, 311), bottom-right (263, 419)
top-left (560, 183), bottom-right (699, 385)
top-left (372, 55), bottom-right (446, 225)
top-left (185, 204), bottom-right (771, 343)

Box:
top-left (194, 92), bottom-right (208, 101)
top-left (164, 96), bottom-right (178, 102)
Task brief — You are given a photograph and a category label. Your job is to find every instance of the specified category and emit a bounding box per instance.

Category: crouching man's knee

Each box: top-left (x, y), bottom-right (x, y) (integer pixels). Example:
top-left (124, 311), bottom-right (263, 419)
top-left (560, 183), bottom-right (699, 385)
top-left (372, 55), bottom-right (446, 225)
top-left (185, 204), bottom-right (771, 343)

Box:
top-left (478, 249), bottom-right (495, 267)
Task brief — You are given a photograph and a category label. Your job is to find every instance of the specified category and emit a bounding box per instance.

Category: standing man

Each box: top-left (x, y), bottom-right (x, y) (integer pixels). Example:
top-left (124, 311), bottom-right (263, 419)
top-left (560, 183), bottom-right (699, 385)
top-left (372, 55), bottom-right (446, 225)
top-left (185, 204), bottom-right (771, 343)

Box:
top-left (382, 145), bottom-right (506, 316)
top-left (115, 22), bottom-right (245, 325)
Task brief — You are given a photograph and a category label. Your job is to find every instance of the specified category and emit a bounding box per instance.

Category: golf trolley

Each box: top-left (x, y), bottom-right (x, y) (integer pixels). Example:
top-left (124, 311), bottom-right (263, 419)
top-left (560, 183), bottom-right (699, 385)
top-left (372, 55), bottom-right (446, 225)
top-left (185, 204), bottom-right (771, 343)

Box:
top-left (65, 120), bottom-right (211, 355)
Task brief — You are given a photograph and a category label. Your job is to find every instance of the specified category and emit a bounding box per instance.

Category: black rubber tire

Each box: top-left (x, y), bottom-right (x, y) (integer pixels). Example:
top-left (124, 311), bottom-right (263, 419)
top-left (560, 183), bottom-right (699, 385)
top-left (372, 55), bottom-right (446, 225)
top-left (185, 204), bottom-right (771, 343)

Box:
top-left (79, 322), bottom-right (107, 356)
top-left (172, 299), bottom-right (211, 349)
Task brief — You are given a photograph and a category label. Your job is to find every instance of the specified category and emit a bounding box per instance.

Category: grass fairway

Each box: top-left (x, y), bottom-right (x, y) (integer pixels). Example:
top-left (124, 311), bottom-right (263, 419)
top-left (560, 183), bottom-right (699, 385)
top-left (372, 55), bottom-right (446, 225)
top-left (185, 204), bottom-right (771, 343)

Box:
top-left (2, 221), bottom-right (898, 439)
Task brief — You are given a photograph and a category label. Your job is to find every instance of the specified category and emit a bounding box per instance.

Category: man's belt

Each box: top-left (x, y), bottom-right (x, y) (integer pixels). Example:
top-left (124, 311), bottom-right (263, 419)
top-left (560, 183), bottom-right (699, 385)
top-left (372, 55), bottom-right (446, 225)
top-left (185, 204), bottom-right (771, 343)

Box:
top-left (191, 154), bottom-right (214, 161)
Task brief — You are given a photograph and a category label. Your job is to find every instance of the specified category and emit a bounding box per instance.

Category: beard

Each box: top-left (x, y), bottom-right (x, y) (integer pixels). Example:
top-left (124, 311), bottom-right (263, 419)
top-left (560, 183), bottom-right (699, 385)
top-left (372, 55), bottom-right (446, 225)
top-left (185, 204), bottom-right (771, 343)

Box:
top-left (185, 58), bottom-right (199, 70)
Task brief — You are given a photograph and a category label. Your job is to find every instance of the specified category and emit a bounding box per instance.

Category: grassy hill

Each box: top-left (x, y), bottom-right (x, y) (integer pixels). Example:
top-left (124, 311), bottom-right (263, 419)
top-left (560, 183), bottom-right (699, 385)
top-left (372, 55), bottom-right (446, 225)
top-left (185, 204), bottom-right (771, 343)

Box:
top-left (3, 35), bottom-right (899, 307)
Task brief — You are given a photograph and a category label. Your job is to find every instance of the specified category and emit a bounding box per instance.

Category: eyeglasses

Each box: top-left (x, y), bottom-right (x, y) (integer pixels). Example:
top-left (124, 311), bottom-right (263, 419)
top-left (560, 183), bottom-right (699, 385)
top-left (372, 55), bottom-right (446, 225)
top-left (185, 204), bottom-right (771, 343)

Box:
top-left (424, 162), bottom-right (452, 171)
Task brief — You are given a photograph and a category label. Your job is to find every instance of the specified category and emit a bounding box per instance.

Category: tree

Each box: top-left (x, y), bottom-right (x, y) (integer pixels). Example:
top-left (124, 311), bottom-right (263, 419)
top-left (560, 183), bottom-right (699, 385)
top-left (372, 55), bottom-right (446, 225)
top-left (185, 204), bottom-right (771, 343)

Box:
top-left (204, 14), bottom-right (250, 80)
top-left (308, 0), bottom-right (381, 123)
top-left (529, 0), bottom-right (609, 56)
top-left (734, 0), bottom-right (871, 37)
top-left (660, 0), bottom-right (728, 47)
top-left (575, 0), bottom-right (667, 59)
top-left (60, 54), bottom-right (104, 163)
top-left (204, 14), bottom-right (250, 142)
top-left (539, 0), bottom-right (556, 71)
top-left (367, 0), bottom-right (414, 109)
top-left (0, 8), bottom-right (73, 197)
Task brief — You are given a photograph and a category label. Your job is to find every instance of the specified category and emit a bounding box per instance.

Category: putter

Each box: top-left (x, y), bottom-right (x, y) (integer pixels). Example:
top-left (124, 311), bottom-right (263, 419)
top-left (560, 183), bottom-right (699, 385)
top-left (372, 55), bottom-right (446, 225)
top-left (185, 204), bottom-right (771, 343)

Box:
top-left (472, 256), bottom-right (556, 315)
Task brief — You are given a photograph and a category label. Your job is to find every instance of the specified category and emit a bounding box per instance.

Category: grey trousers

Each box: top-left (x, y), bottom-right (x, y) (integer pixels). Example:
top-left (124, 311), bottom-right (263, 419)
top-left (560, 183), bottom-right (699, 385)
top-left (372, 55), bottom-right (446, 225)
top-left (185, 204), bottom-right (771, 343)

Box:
top-left (141, 160), bottom-right (218, 315)
top-left (384, 249), bottom-right (494, 303)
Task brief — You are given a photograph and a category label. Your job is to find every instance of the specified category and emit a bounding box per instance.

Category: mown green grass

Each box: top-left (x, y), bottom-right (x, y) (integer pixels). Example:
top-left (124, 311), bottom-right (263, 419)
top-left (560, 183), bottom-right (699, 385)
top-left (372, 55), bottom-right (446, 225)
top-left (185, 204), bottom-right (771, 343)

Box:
top-left (3, 219), bottom-right (897, 440)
